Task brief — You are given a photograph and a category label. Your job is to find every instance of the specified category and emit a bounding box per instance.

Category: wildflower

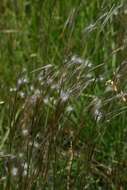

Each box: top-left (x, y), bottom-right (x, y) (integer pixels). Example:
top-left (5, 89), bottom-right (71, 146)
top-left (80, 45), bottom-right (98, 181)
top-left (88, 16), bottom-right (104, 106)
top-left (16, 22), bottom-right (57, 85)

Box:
top-left (105, 79), bottom-right (118, 92)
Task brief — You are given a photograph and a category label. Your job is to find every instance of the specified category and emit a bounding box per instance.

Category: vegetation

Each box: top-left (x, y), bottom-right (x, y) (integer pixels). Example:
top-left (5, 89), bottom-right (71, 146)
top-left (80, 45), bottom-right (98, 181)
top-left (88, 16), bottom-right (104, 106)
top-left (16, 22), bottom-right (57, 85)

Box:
top-left (0, 0), bottom-right (127, 189)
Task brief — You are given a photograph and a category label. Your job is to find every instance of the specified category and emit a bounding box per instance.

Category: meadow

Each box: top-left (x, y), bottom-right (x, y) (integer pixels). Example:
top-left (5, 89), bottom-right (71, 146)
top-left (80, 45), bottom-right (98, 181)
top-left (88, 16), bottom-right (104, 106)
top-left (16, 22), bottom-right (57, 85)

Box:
top-left (0, 0), bottom-right (127, 189)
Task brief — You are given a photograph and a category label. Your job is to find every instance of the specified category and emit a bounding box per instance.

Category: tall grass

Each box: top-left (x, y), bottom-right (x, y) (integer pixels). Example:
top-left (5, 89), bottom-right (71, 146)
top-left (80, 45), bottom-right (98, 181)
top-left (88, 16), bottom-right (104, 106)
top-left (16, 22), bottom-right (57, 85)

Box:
top-left (0, 0), bottom-right (127, 189)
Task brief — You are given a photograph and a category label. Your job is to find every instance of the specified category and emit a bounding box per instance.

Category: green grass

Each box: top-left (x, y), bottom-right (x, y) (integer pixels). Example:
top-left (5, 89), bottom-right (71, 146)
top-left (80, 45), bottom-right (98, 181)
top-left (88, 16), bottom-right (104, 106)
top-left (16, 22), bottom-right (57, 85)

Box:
top-left (0, 0), bottom-right (127, 189)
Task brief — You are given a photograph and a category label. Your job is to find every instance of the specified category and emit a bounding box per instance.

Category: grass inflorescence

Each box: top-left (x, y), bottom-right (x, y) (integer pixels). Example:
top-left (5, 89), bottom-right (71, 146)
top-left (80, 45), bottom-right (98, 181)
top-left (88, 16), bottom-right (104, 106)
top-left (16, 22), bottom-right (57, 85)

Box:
top-left (1, 0), bottom-right (127, 189)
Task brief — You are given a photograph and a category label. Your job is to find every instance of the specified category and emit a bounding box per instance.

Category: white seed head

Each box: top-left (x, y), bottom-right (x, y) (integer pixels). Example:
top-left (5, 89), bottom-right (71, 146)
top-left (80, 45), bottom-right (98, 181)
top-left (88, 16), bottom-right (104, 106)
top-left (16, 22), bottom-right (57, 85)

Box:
top-left (17, 77), bottom-right (28, 86)
top-left (10, 87), bottom-right (17, 92)
top-left (18, 153), bottom-right (24, 158)
top-left (11, 167), bottom-right (18, 176)
top-left (23, 162), bottom-right (28, 170)
top-left (66, 106), bottom-right (73, 112)
top-left (34, 141), bottom-right (39, 148)
top-left (0, 101), bottom-right (4, 105)
top-left (22, 129), bottom-right (29, 137)
top-left (60, 91), bottom-right (69, 102)
top-left (34, 89), bottom-right (41, 96)
top-left (71, 55), bottom-right (84, 64)
top-left (51, 84), bottom-right (60, 90)
top-left (47, 78), bottom-right (53, 85)
top-left (30, 85), bottom-right (34, 91)
top-left (19, 92), bottom-right (25, 98)
top-left (124, 9), bottom-right (127, 14)
top-left (23, 170), bottom-right (27, 176)
top-left (43, 96), bottom-right (49, 104)
top-left (94, 109), bottom-right (103, 122)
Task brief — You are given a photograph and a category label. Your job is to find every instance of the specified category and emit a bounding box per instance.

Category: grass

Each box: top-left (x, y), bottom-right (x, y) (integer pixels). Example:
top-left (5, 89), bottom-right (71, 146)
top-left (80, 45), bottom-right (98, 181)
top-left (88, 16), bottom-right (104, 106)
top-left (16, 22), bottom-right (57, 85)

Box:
top-left (0, 0), bottom-right (127, 189)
